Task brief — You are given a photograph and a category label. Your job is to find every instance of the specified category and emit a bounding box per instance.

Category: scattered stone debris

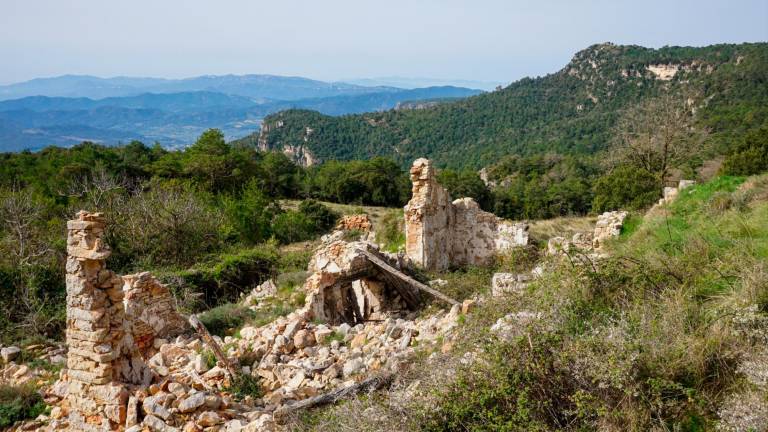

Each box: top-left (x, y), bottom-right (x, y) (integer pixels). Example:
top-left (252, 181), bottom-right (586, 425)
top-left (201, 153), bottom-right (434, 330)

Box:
top-left (491, 273), bottom-right (532, 297)
top-left (242, 279), bottom-right (278, 310)
top-left (405, 158), bottom-right (529, 271)
top-left (27, 210), bottom-right (467, 432)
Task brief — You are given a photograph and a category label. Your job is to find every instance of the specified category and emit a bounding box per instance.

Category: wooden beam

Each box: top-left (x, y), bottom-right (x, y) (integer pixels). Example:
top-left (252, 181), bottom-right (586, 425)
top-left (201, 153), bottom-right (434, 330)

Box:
top-left (188, 314), bottom-right (239, 378)
top-left (355, 249), bottom-right (459, 306)
top-left (273, 371), bottom-right (395, 420)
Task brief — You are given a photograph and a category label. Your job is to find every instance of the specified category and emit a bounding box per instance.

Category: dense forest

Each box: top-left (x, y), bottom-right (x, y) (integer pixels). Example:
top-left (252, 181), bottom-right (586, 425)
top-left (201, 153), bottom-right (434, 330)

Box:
top-left (254, 43), bottom-right (767, 169)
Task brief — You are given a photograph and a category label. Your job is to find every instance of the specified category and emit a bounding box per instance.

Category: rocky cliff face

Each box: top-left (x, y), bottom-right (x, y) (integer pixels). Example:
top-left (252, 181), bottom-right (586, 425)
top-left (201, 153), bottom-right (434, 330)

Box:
top-left (257, 119), bottom-right (319, 167)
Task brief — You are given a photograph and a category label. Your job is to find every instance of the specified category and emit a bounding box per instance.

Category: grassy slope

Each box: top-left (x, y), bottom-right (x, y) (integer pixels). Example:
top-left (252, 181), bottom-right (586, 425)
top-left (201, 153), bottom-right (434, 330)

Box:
top-left (289, 173), bottom-right (768, 431)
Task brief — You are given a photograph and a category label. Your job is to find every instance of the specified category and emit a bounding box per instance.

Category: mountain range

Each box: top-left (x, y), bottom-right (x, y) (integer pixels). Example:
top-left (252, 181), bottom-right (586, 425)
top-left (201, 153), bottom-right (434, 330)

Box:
top-left (252, 42), bottom-right (768, 169)
top-left (0, 75), bottom-right (482, 151)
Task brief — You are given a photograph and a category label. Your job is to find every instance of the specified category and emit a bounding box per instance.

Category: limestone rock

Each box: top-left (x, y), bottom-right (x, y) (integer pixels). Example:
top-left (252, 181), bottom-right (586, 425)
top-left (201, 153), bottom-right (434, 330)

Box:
top-left (1, 346), bottom-right (21, 362)
top-left (178, 391), bottom-right (206, 413)
top-left (491, 273), bottom-right (531, 297)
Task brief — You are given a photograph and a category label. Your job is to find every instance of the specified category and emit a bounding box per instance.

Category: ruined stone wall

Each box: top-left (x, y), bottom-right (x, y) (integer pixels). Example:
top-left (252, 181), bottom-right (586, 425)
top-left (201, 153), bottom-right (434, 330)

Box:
top-left (302, 240), bottom-right (409, 324)
top-left (592, 211), bottom-right (628, 249)
top-left (405, 158), bottom-right (529, 271)
top-left (122, 272), bottom-right (188, 357)
top-left (404, 158), bottom-right (455, 271)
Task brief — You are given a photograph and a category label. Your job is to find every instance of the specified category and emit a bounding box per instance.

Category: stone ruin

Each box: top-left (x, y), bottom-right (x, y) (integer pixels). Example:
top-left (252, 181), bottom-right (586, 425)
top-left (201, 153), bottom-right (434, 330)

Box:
top-left (301, 240), bottom-right (419, 325)
top-left (591, 210), bottom-right (628, 249)
top-left (59, 211), bottom-right (188, 431)
top-left (661, 179), bottom-right (696, 205)
top-left (545, 210), bottom-right (628, 257)
top-left (405, 158), bottom-right (529, 271)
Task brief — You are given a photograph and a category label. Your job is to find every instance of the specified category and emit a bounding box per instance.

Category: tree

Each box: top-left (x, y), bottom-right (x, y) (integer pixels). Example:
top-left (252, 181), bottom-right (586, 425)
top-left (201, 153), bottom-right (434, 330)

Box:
top-left (614, 93), bottom-right (707, 186)
top-left (720, 126), bottom-right (768, 176)
top-left (592, 166), bottom-right (660, 212)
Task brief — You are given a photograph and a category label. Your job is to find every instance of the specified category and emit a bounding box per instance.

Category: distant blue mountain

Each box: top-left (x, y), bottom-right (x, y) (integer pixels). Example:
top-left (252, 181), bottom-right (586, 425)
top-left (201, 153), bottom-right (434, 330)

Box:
top-left (0, 86), bottom-right (482, 151)
top-left (0, 74), bottom-right (400, 101)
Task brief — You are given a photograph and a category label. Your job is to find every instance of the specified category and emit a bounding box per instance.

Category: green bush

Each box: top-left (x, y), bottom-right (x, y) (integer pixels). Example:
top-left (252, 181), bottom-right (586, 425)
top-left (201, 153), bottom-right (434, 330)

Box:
top-left (221, 179), bottom-right (280, 245)
top-left (0, 384), bottom-right (47, 428)
top-left (419, 334), bottom-right (572, 432)
top-left (197, 303), bottom-right (255, 337)
top-left (376, 209), bottom-right (405, 252)
top-left (298, 199), bottom-right (339, 233)
top-left (721, 126), bottom-right (768, 176)
top-left (227, 374), bottom-right (262, 401)
top-left (592, 165), bottom-right (660, 212)
top-left (272, 211), bottom-right (317, 244)
top-left (161, 244), bottom-right (280, 309)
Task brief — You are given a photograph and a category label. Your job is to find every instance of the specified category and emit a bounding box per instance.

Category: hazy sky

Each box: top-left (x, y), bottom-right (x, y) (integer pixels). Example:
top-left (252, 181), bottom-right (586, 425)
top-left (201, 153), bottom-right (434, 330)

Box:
top-left (1, 0), bottom-right (766, 85)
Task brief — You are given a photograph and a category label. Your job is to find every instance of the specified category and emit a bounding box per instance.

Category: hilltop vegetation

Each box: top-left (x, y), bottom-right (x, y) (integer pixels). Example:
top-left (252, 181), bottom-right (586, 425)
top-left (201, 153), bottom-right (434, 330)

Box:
top-left (257, 42), bottom-right (767, 169)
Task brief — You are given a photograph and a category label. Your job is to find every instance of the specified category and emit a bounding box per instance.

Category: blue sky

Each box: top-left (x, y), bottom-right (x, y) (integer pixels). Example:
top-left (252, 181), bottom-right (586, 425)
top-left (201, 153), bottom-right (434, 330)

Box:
top-left (1, 0), bottom-right (766, 85)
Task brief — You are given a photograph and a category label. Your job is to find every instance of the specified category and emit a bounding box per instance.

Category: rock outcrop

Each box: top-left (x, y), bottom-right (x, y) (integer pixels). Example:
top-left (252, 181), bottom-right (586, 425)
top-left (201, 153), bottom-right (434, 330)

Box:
top-left (405, 158), bottom-right (529, 271)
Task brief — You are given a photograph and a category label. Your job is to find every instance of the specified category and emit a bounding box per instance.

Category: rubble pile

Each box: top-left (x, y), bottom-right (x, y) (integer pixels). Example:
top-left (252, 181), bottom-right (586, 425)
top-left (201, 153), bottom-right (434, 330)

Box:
top-left (335, 214), bottom-right (373, 232)
top-left (546, 211), bottom-right (628, 257)
top-left (30, 210), bottom-right (466, 432)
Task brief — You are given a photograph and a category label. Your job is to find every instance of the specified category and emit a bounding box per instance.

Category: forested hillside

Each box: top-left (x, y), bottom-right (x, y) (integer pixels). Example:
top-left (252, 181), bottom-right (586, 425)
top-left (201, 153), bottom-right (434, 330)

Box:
top-left (255, 42), bottom-right (768, 169)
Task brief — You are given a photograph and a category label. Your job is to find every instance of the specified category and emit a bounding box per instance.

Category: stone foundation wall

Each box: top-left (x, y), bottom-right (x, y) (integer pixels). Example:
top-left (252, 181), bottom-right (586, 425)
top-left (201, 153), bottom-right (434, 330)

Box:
top-left (405, 158), bottom-right (528, 271)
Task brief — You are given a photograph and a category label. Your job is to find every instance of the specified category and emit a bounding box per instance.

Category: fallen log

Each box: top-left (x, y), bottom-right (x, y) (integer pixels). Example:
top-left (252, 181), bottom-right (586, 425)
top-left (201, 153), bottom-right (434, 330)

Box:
top-left (356, 249), bottom-right (459, 306)
top-left (188, 314), bottom-right (239, 378)
top-left (273, 371), bottom-right (395, 420)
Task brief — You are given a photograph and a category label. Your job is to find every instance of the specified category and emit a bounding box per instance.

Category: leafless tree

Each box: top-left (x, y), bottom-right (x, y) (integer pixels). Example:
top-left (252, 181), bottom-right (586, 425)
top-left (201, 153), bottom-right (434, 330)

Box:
top-left (613, 92), bottom-right (708, 185)
top-left (0, 187), bottom-right (51, 267)
top-left (63, 166), bottom-right (130, 208)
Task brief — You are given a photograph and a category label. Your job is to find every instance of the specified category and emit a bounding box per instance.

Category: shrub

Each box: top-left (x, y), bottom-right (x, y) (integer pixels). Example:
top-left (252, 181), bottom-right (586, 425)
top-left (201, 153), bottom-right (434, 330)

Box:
top-left (227, 374), bottom-right (262, 401)
top-left (419, 334), bottom-right (573, 432)
top-left (271, 211), bottom-right (316, 244)
top-left (376, 209), bottom-right (405, 252)
top-left (298, 199), bottom-right (339, 233)
top-left (721, 127), bottom-right (768, 176)
top-left (197, 303), bottom-right (255, 337)
top-left (221, 179), bottom-right (280, 245)
top-left (592, 165), bottom-right (660, 212)
top-left (0, 384), bottom-right (47, 428)
top-left (162, 244), bottom-right (280, 309)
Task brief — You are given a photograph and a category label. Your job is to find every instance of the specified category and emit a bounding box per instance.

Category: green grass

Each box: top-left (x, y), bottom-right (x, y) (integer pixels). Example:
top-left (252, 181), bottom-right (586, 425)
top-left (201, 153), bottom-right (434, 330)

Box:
top-left (0, 384), bottom-right (48, 428)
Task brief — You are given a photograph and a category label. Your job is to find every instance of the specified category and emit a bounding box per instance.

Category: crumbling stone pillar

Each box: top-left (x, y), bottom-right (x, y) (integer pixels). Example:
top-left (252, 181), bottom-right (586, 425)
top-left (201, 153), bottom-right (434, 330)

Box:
top-left (64, 211), bottom-right (129, 430)
top-left (404, 158), bottom-right (529, 271)
top-left (404, 158), bottom-right (454, 271)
